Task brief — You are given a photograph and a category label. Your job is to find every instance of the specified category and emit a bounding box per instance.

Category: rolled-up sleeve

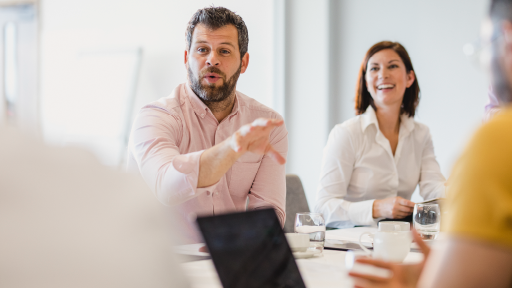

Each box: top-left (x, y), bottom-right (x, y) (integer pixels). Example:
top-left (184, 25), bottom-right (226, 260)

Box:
top-left (129, 106), bottom-right (219, 206)
top-left (315, 126), bottom-right (377, 227)
top-left (247, 118), bottom-right (288, 226)
top-left (418, 129), bottom-right (446, 200)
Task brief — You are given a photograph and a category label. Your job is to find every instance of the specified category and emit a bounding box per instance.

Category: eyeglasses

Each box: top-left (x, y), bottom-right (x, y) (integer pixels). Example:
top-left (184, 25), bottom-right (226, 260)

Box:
top-left (463, 32), bottom-right (502, 70)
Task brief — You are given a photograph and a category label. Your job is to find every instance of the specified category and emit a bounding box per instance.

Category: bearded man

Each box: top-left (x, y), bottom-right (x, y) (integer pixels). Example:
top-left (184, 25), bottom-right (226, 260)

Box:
top-left (128, 7), bottom-right (288, 244)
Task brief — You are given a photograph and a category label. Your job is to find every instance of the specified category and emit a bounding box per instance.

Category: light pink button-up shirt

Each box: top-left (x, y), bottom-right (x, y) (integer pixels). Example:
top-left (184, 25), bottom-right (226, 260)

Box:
top-left (128, 83), bottom-right (288, 243)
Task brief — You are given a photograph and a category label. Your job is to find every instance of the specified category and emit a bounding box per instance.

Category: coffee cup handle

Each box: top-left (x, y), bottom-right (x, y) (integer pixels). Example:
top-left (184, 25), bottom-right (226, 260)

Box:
top-left (358, 232), bottom-right (373, 255)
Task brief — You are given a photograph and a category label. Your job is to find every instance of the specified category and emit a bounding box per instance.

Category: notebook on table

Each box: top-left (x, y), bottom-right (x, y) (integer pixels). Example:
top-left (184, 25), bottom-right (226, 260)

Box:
top-left (196, 209), bottom-right (306, 288)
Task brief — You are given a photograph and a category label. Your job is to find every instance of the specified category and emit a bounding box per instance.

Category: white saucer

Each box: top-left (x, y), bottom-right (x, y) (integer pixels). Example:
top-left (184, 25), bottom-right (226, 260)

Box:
top-left (293, 250), bottom-right (321, 259)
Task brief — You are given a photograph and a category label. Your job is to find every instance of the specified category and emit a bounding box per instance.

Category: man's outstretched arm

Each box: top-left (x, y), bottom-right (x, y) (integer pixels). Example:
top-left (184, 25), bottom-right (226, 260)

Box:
top-left (130, 107), bottom-right (285, 205)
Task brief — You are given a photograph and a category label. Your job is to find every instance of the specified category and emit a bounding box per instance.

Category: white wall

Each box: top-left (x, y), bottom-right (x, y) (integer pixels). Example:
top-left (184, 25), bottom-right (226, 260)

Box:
top-left (333, 0), bottom-right (489, 203)
top-left (39, 0), bottom-right (492, 207)
top-left (285, 0), bottom-right (490, 208)
top-left (283, 0), bottom-right (331, 210)
top-left (40, 0), bottom-right (275, 162)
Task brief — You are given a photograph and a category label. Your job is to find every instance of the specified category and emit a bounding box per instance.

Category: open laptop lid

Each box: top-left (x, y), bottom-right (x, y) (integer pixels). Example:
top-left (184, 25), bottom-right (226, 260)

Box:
top-left (197, 209), bottom-right (306, 288)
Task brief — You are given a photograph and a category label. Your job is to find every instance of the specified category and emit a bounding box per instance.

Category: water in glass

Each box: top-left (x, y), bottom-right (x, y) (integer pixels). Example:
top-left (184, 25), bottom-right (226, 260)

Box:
top-left (295, 213), bottom-right (325, 252)
top-left (414, 204), bottom-right (440, 240)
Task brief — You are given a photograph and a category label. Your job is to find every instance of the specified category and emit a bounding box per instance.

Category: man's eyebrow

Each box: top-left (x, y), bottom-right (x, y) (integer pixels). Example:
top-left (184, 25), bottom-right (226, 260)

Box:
top-left (193, 40), bottom-right (236, 49)
top-left (220, 42), bottom-right (236, 48)
top-left (194, 40), bottom-right (236, 48)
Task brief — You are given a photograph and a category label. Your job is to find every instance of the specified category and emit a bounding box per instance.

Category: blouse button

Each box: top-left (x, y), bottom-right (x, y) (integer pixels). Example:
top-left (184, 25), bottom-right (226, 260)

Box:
top-left (206, 191), bottom-right (211, 196)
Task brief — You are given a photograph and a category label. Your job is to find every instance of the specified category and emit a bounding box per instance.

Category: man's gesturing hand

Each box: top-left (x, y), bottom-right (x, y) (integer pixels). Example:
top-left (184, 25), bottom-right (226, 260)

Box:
top-left (373, 196), bottom-right (415, 219)
top-left (229, 118), bottom-right (286, 165)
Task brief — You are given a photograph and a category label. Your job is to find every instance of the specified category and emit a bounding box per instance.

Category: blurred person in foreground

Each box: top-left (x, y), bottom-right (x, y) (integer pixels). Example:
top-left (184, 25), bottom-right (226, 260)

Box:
top-left (349, 0), bottom-right (512, 287)
top-left (128, 7), bottom-right (288, 244)
top-left (0, 125), bottom-right (188, 287)
top-left (484, 85), bottom-right (502, 121)
top-left (315, 41), bottom-right (445, 229)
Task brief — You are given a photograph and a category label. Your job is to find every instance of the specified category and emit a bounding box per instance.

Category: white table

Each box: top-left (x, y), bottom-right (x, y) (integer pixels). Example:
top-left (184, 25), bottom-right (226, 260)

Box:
top-left (179, 228), bottom-right (424, 288)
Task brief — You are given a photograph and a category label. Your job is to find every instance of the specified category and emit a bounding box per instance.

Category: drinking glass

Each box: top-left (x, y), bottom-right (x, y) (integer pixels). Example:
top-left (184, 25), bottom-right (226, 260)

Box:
top-left (413, 204), bottom-right (441, 240)
top-left (294, 212), bottom-right (325, 253)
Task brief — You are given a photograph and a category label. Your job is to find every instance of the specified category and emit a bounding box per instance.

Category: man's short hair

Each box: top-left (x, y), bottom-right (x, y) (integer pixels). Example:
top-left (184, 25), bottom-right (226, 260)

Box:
top-left (490, 0), bottom-right (512, 23)
top-left (185, 6), bottom-right (249, 59)
top-left (490, 0), bottom-right (512, 104)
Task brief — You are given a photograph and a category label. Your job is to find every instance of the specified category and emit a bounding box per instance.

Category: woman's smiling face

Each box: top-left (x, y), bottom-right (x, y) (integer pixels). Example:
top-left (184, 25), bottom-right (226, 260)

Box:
top-left (365, 49), bottom-right (416, 108)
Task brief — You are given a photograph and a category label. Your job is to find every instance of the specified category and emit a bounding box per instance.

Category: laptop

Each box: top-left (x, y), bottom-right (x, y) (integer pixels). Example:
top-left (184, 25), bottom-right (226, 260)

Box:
top-left (196, 209), bottom-right (306, 288)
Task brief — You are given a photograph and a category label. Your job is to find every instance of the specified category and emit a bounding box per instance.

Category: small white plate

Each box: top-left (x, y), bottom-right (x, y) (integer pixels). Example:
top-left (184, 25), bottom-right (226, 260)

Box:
top-left (293, 250), bottom-right (321, 259)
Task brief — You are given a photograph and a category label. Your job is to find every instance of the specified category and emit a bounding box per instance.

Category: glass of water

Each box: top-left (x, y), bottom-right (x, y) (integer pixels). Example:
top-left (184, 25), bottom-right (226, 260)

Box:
top-left (294, 212), bottom-right (325, 253)
top-left (413, 203), bottom-right (441, 240)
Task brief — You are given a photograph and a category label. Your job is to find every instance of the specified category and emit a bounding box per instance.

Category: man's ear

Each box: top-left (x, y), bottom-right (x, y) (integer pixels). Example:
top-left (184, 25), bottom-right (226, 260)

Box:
top-left (503, 21), bottom-right (512, 44)
top-left (240, 52), bottom-right (249, 74)
top-left (184, 50), bottom-right (189, 66)
top-left (406, 70), bottom-right (416, 88)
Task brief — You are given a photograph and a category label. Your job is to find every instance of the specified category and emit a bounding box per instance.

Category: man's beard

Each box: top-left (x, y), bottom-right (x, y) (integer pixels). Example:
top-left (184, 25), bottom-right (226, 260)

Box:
top-left (188, 65), bottom-right (242, 105)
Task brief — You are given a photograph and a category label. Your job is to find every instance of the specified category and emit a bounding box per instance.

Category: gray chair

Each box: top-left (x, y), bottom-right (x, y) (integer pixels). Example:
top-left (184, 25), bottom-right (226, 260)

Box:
top-left (284, 174), bottom-right (310, 233)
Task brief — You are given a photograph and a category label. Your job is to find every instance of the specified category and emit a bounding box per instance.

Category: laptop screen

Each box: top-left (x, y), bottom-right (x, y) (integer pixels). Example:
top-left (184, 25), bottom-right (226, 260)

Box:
top-left (197, 209), bottom-right (306, 288)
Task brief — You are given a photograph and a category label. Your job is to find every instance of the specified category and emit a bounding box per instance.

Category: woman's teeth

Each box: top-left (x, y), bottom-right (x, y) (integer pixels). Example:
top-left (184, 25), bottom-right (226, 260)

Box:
top-left (377, 84), bottom-right (394, 90)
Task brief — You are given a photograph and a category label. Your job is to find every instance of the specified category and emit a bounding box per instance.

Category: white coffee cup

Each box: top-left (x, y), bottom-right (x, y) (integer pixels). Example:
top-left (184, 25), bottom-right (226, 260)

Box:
top-left (285, 233), bottom-right (310, 252)
top-left (378, 221), bottom-right (410, 232)
top-left (359, 231), bottom-right (412, 262)
top-left (345, 250), bottom-right (392, 278)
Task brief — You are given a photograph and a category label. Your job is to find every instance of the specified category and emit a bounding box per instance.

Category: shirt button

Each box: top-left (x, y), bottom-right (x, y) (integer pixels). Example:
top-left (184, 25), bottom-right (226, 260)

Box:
top-left (206, 191), bottom-right (211, 196)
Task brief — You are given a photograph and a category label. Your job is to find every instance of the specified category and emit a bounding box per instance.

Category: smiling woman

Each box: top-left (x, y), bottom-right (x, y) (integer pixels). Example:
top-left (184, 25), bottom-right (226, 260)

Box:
top-left (314, 41), bottom-right (446, 229)
top-left (355, 41), bottom-right (420, 117)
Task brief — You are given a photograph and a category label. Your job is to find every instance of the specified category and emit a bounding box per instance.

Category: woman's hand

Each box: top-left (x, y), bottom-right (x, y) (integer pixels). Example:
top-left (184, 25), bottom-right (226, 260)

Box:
top-left (372, 197), bottom-right (415, 219)
top-left (349, 229), bottom-right (431, 288)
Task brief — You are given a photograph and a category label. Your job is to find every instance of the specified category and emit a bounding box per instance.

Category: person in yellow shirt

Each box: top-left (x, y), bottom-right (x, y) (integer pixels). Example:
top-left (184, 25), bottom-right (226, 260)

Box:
top-left (349, 0), bottom-right (512, 287)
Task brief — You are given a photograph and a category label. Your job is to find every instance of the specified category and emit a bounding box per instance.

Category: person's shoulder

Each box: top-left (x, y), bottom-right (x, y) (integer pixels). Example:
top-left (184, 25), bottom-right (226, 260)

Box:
top-left (411, 119), bottom-right (430, 131)
top-left (470, 106), bottom-right (512, 153)
top-left (139, 85), bottom-right (185, 116)
top-left (237, 91), bottom-right (283, 120)
top-left (332, 115), bottom-right (364, 135)
top-left (409, 119), bottom-right (432, 140)
top-left (327, 115), bottom-right (365, 146)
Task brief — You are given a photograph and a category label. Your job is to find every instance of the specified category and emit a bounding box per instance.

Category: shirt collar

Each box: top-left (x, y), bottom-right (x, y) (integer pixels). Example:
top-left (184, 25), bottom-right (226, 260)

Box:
top-left (185, 84), bottom-right (208, 118)
top-left (399, 112), bottom-right (415, 135)
top-left (360, 105), bottom-right (379, 132)
top-left (184, 83), bottom-right (241, 120)
top-left (360, 105), bottom-right (415, 133)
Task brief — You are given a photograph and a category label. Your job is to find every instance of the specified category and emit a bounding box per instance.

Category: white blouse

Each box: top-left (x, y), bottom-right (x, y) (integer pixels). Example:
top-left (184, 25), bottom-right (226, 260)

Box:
top-left (314, 106), bottom-right (445, 228)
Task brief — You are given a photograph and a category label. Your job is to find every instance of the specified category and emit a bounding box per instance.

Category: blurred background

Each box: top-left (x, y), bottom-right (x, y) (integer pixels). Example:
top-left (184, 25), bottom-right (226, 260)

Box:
top-left (0, 0), bottom-right (489, 209)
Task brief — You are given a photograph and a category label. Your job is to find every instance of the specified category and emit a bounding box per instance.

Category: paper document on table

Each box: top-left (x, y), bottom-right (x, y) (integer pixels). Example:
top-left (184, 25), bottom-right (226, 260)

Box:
top-left (325, 227), bottom-right (376, 249)
top-left (417, 197), bottom-right (444, 204)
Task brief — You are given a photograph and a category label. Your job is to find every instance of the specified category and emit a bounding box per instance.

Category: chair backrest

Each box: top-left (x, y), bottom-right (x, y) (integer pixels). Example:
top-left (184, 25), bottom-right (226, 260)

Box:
top-left (284, 174), bottom-right (310, 233)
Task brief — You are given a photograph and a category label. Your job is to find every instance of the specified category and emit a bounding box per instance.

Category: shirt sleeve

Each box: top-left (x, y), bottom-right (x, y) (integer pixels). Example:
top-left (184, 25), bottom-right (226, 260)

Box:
top-left (443, 112), bottom-right (512, 250)
top-left (247, 118), bottom-right (288, 226)
top-left (418, 128), bottom-right (446, 200)
top-left (129, 106), bottom-right (219, 206)
top-left (314, 126), bottom-right (377, 227)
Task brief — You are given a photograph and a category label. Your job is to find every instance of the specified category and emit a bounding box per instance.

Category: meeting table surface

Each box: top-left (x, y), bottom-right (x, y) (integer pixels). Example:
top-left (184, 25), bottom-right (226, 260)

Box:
top-left (177, 227), bottom-right (425, 288)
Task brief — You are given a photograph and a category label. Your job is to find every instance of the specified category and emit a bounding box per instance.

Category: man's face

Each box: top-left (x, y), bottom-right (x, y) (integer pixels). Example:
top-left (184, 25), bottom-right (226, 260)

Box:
top-left (185, 24), bottom-right (249, 103)
top-left (483, 17), bottom-right (512, 104)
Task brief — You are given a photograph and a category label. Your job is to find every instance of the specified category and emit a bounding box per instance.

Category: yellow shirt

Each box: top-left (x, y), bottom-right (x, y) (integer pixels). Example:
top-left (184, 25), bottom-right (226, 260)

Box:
top-left (444, 106), bottom-right (512, 249)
